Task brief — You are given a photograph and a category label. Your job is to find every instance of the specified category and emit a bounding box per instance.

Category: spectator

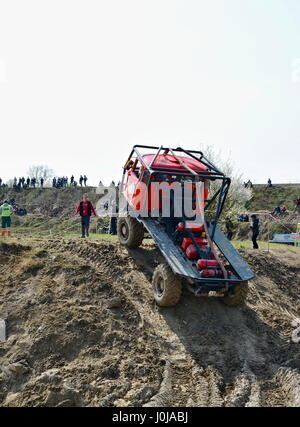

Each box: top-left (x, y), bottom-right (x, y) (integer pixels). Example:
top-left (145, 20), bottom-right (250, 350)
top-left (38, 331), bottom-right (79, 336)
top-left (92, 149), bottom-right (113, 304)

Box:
top-left (79, 175), bottom-right (83, 186)
top-left (26, 177), bottom-right (30, 188)
top-left (75, 194), bottom-right (97, 238)
top-left (225, 217), bottom-right (234, 241)
top-left (0, 200), bottom-right (13, 237)
top-left (238, 213), bottom-right (249, 222)
top-left (83, 175), bottom-right (87, 186)
top-left (31, 178), bottom-right (36, 188)
top-left (294, 198), bottom-right (300, 213)
top-left (40, 177), bottom-right (44, 188)
top-left (109, 199), bottom-right (118, 235)
top-left (267, 178), bottom-right (272, 188)
top-left (250, 214), bottom-right (260, 249)
top-left (244, 180), bottom-right (253, 189)
top-left (272, 205), bottom-right (281, 216)
top-left (70, 175), bottom-right (74, 186)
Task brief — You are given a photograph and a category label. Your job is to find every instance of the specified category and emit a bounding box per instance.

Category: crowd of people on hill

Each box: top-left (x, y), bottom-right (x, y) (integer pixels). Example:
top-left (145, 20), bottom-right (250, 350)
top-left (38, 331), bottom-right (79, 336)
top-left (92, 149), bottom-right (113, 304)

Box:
top-left (244, 178), bottom-right (274, 189)
top-left (0, 178), bottom-right (8, 188)
top-left (11, 177), bottom-right (39, 189)
top-left (0, 175), bottom-right (89, 189)
top-left (271, 205), bottom-right (288, 216)
top-left (52, 175), bottom-right (88, 188)
top-left (270, 198), bottom-right (300, 216)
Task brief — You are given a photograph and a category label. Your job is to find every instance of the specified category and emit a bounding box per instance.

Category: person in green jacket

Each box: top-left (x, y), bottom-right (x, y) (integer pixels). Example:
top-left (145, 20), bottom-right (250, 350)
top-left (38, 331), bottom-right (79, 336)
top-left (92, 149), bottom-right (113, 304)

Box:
top-left (0, 201), bottom-right (13, 237)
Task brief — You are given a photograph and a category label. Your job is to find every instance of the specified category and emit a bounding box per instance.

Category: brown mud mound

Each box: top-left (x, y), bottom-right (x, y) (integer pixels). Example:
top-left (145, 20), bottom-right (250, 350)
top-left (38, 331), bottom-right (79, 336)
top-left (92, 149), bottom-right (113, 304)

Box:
top-left (0, 239), bottom-right (300, 407)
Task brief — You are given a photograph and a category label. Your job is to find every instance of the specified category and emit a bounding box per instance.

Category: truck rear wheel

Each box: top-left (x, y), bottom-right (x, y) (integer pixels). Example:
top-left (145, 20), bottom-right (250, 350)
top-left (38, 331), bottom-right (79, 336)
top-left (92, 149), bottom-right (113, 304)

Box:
top-left (152, 264), bottom-right (182, 307)
top-left (222, 281), bottom-right (248, 306)
top-left (117, 216), bottom-right (144, 248)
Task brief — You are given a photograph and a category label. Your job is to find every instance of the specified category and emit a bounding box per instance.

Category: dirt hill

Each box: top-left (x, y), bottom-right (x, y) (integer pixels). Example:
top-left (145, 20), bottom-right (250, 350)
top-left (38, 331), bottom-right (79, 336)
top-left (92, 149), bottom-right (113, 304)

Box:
top-left (0, 187), bottom-right (100, 217)
top-left (1, 238), bottom-right (300, 407)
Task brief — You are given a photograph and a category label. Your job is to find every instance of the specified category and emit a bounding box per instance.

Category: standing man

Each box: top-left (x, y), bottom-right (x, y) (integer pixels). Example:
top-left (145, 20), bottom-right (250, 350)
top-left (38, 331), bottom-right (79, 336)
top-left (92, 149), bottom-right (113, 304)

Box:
top-left (294, 198), bottom-right (300, 213)
top-left (75, 194), bottom-right (97, 238)
top-left (225, 217), bottom-right (234, 241)
top-left (109, 199), bottom-right (118, 235)
top-left (250, 214), bottom-right (260, 249)
top-left (0, 201), bottom-right (13, 237)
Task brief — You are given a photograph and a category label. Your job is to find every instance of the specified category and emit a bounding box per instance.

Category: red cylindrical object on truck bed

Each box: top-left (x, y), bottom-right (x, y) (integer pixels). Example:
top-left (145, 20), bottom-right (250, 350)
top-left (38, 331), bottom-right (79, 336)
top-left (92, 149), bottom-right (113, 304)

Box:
top-left (218, 270), bottom-right (233, 277)
top-left (177, 222), bottom-right (205, 233)
top-left (181, 237), bottom-right (208, 251)
top-left (185, 244), bottom-right (199, 259)
top-left (197, 259), bottom-right (219, 270)
top-left (201, 269), bottom-right (216, 277)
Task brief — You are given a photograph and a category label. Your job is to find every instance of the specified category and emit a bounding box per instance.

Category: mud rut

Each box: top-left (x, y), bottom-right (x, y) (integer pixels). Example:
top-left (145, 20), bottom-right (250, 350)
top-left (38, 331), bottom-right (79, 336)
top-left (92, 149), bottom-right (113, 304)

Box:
top-left (41, 239), bottom-right (300, 407)
top-left (1, 238), bottom-right (300, 407)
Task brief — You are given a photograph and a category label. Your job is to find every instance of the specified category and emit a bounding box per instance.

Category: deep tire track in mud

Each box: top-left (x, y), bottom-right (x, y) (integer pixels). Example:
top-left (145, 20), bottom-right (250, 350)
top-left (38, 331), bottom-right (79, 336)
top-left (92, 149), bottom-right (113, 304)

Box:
top-left (1, 238), bottom-right (300, 406)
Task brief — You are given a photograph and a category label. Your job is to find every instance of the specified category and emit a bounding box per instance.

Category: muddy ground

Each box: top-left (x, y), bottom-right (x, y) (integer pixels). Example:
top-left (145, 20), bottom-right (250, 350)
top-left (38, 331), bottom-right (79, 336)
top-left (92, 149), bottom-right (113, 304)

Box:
top-left (0, 238), bottom-right (300, 407)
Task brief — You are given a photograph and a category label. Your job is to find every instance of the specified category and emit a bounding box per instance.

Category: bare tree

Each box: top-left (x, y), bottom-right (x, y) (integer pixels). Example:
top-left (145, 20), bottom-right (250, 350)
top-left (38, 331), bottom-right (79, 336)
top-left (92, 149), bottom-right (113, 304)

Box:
top-left (27, 165), bottom-right (54, 184)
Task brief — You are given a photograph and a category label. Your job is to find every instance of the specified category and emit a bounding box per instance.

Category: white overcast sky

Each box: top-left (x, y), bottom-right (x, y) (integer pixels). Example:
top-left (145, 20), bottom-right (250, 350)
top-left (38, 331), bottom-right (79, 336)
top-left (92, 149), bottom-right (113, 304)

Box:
top-left (0, 0), bottom-right (300, 185)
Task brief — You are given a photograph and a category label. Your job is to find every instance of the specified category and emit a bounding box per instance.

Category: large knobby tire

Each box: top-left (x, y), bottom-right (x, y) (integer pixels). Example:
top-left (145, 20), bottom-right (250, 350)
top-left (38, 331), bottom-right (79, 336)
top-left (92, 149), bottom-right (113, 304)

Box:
top-left (222, 281), bottom-right (249, 306)
top-left (117, 216), bottom-right (144, 248)
top-left (152, 264), bottom-right (182, 307)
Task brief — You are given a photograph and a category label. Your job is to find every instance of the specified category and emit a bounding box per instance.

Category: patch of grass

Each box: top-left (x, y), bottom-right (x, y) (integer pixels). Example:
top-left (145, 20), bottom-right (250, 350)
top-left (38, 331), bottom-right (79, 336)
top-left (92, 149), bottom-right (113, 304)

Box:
top-left (232, 239), bottom-right (300, 252)
top-left (60, 232), bottom-right (119, 242)
top-left (88, 233), bottom-right (119, 242)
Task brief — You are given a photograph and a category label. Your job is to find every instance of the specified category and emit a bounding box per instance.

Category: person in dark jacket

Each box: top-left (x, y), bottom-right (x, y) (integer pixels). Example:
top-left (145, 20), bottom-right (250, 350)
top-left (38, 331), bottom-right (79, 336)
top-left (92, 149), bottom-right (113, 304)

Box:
top-left (75, 195), bottom-right (97, 238)
top-left (250, 214), bottom-right (260, 249)
top-left (225, 217), bottom-right (234, 241)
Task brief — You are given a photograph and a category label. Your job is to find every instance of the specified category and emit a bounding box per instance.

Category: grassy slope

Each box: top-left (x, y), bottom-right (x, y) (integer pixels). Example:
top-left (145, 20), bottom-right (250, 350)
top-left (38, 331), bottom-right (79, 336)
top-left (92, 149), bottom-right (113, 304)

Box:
top-left (246, 184), bottom-right (300, 212)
